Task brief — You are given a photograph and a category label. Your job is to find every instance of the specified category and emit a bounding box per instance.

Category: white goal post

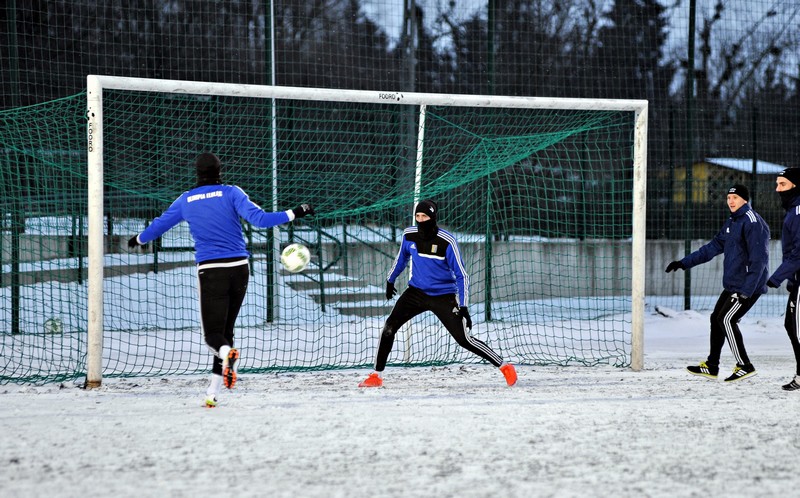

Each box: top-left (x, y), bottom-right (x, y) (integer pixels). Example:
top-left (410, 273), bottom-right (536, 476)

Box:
top-left (85, 75), bottom-right (647, 387)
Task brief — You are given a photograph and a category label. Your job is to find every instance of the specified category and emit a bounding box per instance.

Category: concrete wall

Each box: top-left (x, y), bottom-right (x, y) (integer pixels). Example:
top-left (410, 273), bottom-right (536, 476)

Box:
top-left (3, 234), bottom-right (782, 299)
top-left (0, 234), bottom-right (81, 262)
top-left (327, 239), bottom-right (785, 300)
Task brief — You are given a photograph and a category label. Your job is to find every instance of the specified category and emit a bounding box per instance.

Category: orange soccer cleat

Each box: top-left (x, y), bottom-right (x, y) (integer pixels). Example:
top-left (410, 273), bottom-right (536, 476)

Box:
top-left (358, 372), bottom-right (383, 388)
top-left (223, 348), bottom-right (240, 389)
top-left (500, 363), bottom-right (517, 386)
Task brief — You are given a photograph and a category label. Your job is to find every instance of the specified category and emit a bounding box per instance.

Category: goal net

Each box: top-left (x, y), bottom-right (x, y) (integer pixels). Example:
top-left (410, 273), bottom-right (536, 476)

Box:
top-left (3, 76), bottom-right (647, 385)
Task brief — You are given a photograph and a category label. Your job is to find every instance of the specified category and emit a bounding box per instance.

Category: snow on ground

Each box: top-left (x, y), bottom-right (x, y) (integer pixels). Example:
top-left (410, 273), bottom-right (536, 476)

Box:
top-left (2, 307), bottom-right (799, 498)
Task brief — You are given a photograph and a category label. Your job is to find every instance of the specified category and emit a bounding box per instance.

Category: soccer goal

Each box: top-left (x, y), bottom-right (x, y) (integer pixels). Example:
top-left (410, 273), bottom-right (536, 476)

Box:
top-left (85, 75), bottom-right (647, 387)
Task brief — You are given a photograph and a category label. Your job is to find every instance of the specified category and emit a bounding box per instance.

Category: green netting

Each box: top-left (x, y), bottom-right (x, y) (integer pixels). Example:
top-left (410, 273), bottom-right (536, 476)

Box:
top-left (1, 88), bottom-right (637, 384)
top-left (0, 96), bottom-right (89, 383)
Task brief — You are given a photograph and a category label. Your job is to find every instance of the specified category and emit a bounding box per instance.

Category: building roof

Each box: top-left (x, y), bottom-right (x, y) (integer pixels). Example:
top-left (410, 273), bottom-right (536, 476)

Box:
top-left (706, 157), bottom-right (787, 175)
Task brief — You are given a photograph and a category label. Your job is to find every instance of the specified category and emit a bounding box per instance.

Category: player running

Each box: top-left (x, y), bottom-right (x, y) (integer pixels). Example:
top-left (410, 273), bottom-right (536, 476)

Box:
top-left (665, 184), bottom-right (769, 382)
top-left (359, 199), bottom-right (517, 388)
top-left (128, 152), bottom-right (314, 407)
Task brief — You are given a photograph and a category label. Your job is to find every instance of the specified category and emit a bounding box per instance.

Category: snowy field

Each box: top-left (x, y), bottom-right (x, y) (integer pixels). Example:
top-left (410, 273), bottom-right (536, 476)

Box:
top-left (2, 305), bottom-right (799, 498)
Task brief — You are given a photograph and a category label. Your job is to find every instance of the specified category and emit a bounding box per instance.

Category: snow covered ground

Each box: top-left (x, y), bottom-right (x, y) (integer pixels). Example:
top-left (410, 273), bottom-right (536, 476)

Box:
top-left (2, 306), bottom-right (799, 497)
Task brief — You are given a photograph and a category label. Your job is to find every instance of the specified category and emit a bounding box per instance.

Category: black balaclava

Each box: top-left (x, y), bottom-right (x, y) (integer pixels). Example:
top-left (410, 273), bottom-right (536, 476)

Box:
top-left (196, 152), bottom-right (222, 186)
top-left (415, 199), bottom-right (438, 240)
top-left (778, 168), bottom-right (800, 210)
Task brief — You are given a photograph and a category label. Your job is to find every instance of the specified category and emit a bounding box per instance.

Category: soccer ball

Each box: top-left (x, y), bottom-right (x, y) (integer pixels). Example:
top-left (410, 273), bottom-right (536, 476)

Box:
top-left (44, 317), bottom-right (64, 334)
top-left (281, 243), bottom-right (311, 273)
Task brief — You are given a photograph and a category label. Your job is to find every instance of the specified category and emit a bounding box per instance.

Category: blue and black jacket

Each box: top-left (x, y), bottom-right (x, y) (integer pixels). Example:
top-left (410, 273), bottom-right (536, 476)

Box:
top-left (386, 227), bottom-right (470, 306)
top-left (769, 193), bottom-right (800, 291)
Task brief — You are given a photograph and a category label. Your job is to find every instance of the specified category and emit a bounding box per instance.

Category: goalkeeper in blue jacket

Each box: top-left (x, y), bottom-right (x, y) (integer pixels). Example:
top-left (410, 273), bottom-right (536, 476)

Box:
top-left (359, 199), bottom-right (517, 388)
top-left (127, 152), bottom-right (314, 407)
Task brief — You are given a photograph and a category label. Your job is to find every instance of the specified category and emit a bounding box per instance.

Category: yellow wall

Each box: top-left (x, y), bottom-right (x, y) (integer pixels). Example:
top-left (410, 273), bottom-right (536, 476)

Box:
top-left (672, 162), bottom-right (711, 203)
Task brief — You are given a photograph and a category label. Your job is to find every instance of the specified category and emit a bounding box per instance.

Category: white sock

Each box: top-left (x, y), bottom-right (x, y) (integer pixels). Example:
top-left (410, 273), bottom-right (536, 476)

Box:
top-left (219, 345), bottom-right (231, 362)
top-left (207, 374), bottom-right (223, 397)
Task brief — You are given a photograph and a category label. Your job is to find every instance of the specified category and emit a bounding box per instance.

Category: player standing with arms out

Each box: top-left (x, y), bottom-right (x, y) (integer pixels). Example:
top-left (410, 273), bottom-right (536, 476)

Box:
top-left (665, 184), bottom-right (769, 382)
top-left (766, 168), bottom-right (800, 391)
top-left (358, 199), bottom-right (517, 388)
top-left (127, 152), bottom-right (315, 406)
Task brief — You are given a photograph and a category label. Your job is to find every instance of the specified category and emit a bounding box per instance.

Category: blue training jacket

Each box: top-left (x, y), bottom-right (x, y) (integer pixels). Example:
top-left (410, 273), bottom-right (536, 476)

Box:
top-left (386, 226), bottom-right (470, 306)
top-left (769, 194), bottom-right (800, 291)
top-left (137, 184), bottom-right (291, 264)
top-left (680, 203), bottom-right (770, 297)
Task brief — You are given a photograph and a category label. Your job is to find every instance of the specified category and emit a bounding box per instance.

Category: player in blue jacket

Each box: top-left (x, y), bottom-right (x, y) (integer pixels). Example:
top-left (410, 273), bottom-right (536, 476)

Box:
top-left (127, 152), bottom-right (314, 407)
top-left (358, 199), bottom-right (517, 388)
top-left (665, 184), bottom-right (769, 382)
top-left (766, 167), bottom-right (800, 391)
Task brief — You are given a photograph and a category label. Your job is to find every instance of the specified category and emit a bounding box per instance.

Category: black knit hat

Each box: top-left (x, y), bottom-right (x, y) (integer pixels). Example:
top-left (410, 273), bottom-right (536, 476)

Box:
top-left (415, 199), bottom-right (438, 222)
top-left (779, 168), bottom-right (800, 187)
top-left (196, 152), bottom-right (221, 185)
top-left (727, 184), bottom-right (749, 202)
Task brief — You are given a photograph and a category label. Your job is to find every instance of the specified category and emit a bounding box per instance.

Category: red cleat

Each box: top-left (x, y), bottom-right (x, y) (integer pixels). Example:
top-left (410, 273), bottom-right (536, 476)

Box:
top-left (500, 363), bottom-right (517, 386)
top-left (223, 348), bottom-right (239, 389)
top-left (358, 372), bottom-right (383, 388)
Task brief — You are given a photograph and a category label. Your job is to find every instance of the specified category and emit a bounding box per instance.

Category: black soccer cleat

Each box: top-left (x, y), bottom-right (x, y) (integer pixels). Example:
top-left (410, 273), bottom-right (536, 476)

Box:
top-left (686, 361), bottom-right (719, 379)
top-left (782, 376), bottom-right (800, 391)
top-left (724, 363), bottom-right (756, 382)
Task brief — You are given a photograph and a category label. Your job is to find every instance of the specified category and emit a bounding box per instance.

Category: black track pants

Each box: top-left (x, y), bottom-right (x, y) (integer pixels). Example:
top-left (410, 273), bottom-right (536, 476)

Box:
top-left (707, 290), bottom-right (758, 367)
top-left (784, 287), bottom-right (800, 376)
top-left (374, 285), bottom-right (503, 371)
top-left (197, 261), bottom-right (249, 375)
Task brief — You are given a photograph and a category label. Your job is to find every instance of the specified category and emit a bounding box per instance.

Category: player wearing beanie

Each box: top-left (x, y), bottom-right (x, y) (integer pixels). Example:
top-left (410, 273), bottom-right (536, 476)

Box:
top-left (127, 152), bottom-right (315, 406)
top-left (665, 183), bottom-right (769, 382)
top-left (767, 168), bottom-right (800, 391)
top-left (359, 199), bottom-right (517, 388)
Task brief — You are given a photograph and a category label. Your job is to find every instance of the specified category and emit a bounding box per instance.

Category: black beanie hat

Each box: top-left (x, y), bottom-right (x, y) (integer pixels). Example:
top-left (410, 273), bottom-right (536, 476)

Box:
top-left (415, 199), bottom-right (438, 222)
top-left (779, 168), bottom-right (800, 187)
top-left (727, 184), bottom-right (749, 202)
top-left (196, 152), bottom-right (221, 185)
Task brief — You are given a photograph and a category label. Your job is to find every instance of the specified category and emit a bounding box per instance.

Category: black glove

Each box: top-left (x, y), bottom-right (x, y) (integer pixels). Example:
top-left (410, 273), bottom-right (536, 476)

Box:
top-left (292, 203), bottom-right (315, 219)
top-left (459, 306), bottom-right (472, 329)
top-left (127, 235), bottom-right (140, 248)
top-left (665, 261), bottom-right (685, 273)
top-left (767, 280), bottom-right (780, 288)
top-left (385, 281), bottom-right (397, 300)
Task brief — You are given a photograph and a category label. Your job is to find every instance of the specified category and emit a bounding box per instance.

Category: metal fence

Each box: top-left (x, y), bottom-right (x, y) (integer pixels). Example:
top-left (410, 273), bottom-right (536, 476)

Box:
top-left (1, 0), bottom-right (799, 305)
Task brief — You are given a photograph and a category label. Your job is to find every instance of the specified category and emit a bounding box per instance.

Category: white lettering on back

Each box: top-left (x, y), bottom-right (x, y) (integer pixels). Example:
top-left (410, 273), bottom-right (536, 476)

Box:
top-left (187, 190), bottom-right (223, 203)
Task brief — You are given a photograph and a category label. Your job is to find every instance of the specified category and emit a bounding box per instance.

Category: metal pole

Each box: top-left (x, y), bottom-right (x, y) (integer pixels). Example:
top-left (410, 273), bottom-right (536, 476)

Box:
top-left (683, 0), bottom-right (697, 311)
top-left (751, 106), bottom-right (758, 204)
top-left (267, 0), bottom-right (278, 322)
